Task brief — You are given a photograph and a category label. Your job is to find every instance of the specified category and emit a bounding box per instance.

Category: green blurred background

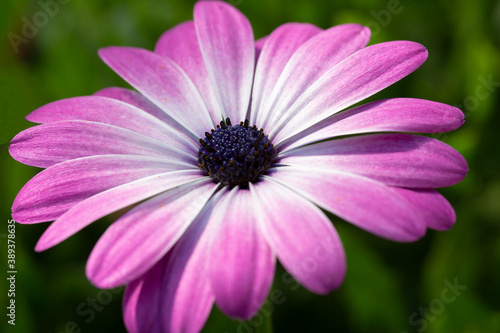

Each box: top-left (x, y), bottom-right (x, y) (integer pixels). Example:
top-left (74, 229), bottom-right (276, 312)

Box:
top-left (1, 0), bottom-right (499, 332)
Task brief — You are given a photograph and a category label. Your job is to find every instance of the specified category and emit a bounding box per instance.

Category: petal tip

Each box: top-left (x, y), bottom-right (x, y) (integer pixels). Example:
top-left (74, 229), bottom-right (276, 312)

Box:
top-left (361, 25), bottom-right (372, 40)
top-left (35, 228), bottom-right (63, 252)
top-left (453, 106), bottom-right (466, 127)
top-left (10, 211), bottom-right (25, 224)
top-left (195, 0), bottom-right (234, 12)
top-left (98, 46), bottom-right (126, 63)
top-left (34, 239), bottom-right (49, 253)
top-left (86, 258), bottom-right (128, 289)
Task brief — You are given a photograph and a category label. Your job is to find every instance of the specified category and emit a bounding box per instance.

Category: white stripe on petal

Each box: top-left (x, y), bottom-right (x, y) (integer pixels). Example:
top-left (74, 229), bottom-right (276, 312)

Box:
top-left (98, 46), bottom-right (214, 137)
top-left (12, 155), bottom-right (192, 224)
top-left (270, 41), bottom-right (427, 143)
top-left (278, 133), bottom-right (468, 188)
top-left (27, 96), bottom-right (198, 154)
top-left (155, 21), bottom-right (221, 126)
top-left (278, 98), bottom-right (464, 152)
top-left (161, 190), bottom-right (222, 333)
top-left (35, 170), bottom-right (207, 252)
top-left (267, 165), bottom-right (427, 242)
top-left (250, 179), bottom-right (346, 294)
top-left (251, 22), bottom-right (321, 126)
top-left (87, 179), bottom-right (217, 288)
top-left (209, 186), bottom-right (275, 319)
top-left (9, 120), bottom-right (195, 168)
top-left (261, 24), bottom-right (370, 132)
top-left (194, 1), bottom-right (255, 122)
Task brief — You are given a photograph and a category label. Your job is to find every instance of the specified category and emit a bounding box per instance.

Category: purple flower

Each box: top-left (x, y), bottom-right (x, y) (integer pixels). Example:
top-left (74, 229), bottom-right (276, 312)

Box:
top-left (10, 1), bottom-right (467, 332)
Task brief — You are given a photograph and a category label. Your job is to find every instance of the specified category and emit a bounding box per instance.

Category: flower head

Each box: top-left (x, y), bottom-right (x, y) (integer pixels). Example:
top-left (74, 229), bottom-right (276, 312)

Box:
top-left (10, 1), bottom-right (468, 332)
top-left (197, 118), bottom-right (276, 187)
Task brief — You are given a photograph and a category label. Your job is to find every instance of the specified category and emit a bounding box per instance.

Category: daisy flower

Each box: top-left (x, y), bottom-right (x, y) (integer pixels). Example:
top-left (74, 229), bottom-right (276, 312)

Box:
top-left (10, 1), bottom-right (468, 332)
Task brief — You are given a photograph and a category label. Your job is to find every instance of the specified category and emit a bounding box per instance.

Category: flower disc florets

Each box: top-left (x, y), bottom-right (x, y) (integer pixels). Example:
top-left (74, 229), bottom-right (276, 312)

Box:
top-left (198, 118), bottom-right (275, 187)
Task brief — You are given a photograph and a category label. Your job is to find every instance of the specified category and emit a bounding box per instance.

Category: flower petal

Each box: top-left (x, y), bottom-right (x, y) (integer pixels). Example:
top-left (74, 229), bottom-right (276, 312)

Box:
top-left (98, 46), bottom-right (213, 137)
top-left (268, 165), bottom-right (427, 242)
top-left (251, 22), bottom-right (321, 125)
top-left (271, 41), bottom-right (428, 143)
top-left (279, 133), bottom-right (468, 188)
top-left (93, 87), bottom-right (192, 134)
top-left (35, 170), bottom-right (206, 252)
top-left (259, 23), bottom-right (370, 130)
top-left (161, 194), bottom-right (219, 333)
top-left (209, 186), bottom-right (275, 319)
top-left (393, 188), bottom-right (456, 231)
top-left (93, 87), bottom-right (199, 145)
top-left (194, 1), bottom-right (255, 122)
top-left (123, 257), bottom-right (167, 333)
top-left (26, 96), bottom-right (197, 154)
top-left (279, 98), bottom-right (465, 151)
top-left (250, 179), bottom-right (346, 294)
top-left (9, 120), bottom-right (193, 168)
top-left (87, 179), bottom-right (216, 288)
top-left (254, 35), bottom-right (268, 61)
top-left (11, 155), bottom-right (189, 224)
top-left (155, 21), bottom-right (220, 125)
top-left (93, 87), bottom-right (168, 119)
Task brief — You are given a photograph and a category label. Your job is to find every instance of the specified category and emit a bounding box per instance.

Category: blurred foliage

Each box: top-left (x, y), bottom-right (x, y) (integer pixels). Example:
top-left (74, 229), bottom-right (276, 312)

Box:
top-left (1, 0), bottom-right (499, 332)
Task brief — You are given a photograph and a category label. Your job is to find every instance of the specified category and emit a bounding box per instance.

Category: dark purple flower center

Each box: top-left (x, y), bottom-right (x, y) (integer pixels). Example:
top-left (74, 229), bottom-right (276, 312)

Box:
top-left (198, 118), bottom-right (276, 188)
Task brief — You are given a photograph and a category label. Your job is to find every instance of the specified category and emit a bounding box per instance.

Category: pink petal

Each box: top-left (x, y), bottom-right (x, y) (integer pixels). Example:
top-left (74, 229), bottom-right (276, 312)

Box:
top-left (94, 87), bottom-right (170, 120)
top-left (155, 21), bottom-right (221, 125)
top-left (279, 98), bottom-right (465, 151)
top-left (35, 170), bottom-right (206, 252)
top-left (250, 22), bottom-right (322, 126)
top-left (268, 165), bottom-right (427, 242)
top-left (87, 180), bottom-right (217, 288)
top-left (249, 179), bottom-right (346, 294)
top-left (254, 35), bottom-right (268, 61)
top-left (209, 187), bottom-right (275, 319)
top-left (27, 96), bottom-right (197, 154)
top-left (194, 1), bottom-right (255, 122)
top-left (260, 24), bottom-right (370, 130)
top-left (123, 256), bottom-right (167, 333)
top-left (93, 87), bottom-right (197, 142)
top-left (98, 46), bottom-right (213, 137)
top-left (9, 120), bottom-right (193, 168)
top-left (393, 188), bottom-right (456, 231)
top-left (161, 195), bottom-right (219, 333)
top-left (271, 41), bottom-right (428, 143)
top-left (12, 155), bottom-right (188, 224)
top-left (279, 133), bottom-right (468, 188)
